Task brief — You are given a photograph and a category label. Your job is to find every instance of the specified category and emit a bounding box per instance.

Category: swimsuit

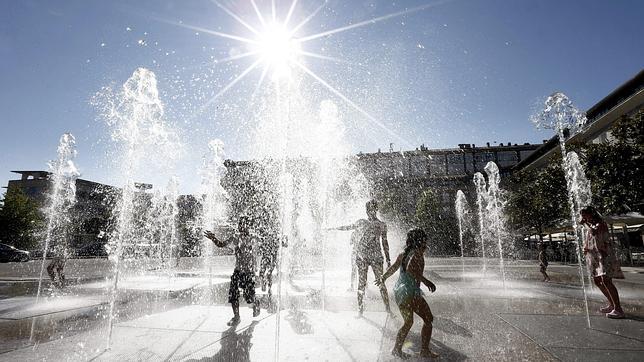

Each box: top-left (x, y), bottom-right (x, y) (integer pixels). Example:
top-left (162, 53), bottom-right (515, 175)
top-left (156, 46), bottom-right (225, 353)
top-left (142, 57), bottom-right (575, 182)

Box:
top-left (393, 254), bottom-right (423, 306)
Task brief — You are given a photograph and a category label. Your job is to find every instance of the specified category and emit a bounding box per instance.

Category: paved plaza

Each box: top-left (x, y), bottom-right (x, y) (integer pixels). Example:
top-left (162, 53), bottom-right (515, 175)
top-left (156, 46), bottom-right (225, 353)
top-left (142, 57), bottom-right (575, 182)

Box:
top-left (0, 257), bottom-right (643, 361)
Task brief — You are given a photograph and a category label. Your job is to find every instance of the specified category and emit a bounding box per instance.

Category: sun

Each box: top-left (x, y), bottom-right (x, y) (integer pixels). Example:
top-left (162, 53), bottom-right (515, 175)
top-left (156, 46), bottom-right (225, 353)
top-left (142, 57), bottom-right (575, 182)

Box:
top-left (254, 23), bottom-right (301, 79)
top-left (163, 0), bottom-right (440, 145)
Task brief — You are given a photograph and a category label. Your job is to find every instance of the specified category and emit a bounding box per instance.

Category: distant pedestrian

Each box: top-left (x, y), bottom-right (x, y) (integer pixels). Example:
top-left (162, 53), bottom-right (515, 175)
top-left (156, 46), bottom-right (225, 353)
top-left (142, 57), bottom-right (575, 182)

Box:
top-left (204, 216), bottom-right (260, 326)
top-left (581, 206), bottom-right (625, 319)
top-left (377, 229), bottom-right (438, 359)
top-left (538, 243), bottom-right (550, 282)
top-left (47, 243), bottom-right (68, 288)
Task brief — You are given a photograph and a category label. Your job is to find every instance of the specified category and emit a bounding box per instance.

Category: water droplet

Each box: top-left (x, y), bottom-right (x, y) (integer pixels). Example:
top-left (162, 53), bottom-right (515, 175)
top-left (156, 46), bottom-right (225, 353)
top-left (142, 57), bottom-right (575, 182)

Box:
top-left (100, 43), bottom-right (106, 47)
top-left (126, 27), bottom-right (132, 32)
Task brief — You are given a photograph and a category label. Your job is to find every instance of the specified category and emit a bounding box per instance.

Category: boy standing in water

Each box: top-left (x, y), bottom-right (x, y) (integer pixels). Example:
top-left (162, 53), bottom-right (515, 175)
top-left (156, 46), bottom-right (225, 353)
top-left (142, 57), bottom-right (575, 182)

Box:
top-left (331, 200), bottom-right (392, 316)
top-left (538, 243), bottom-right (550, 282)
top-left (205, 216), bottom-right (260, 326)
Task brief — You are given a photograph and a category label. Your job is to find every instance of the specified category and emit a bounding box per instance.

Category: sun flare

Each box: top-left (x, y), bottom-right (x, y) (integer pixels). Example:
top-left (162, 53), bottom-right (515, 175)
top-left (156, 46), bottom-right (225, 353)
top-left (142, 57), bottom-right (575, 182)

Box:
top-left (255, 23), bottom-right (301, 78)
top-left (163, 0), bottom-right (440, 145)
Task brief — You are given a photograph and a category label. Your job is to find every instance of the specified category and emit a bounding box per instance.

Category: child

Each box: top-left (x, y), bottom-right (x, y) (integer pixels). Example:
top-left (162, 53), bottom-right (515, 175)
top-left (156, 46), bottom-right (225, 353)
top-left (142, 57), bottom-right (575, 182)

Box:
top-left (581, 206), bottom-right (625, 319)
top-left (204, 216), bottom-right (260, 326)
top-left (47, 242), bottom-right (68, 288)
top-left (332, 200), bottom-right (392, 317)
top-left (377, 229), bottom-right (438, 359)
top-left (538, 243), bottom-right (550, 282)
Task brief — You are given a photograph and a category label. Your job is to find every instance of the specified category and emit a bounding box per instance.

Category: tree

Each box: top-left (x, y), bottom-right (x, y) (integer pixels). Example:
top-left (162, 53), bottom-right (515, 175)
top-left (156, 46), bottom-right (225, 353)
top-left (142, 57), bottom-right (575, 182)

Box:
top-left (581, 109), bottom-right (644, 214)
top-left (0, 188), bottom-right (44, 249)
top-left (506, 160), bottom-right (569, 239)
top-left (415, 188), bottom-right (459, 255)
top-left (378, 181), bottom-right (417, 227)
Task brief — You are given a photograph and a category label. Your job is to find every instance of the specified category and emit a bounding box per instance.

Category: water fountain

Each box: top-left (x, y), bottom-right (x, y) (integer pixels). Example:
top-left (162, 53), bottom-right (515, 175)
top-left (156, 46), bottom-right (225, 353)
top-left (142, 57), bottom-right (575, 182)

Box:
top-left (484, 162), bottom-right (508, 289)
top-left (30, 133), bottom-right (80, 341)
top-left (473, 162), bottom-right (509, 286)
top-left (473, 173), bottom-right (488, 274)
top-left (96, 67), bottom-right (181, 348)
top-left (149, 177), bottom-right (180, 273)
top-left (455, 190), bottom-right (469, 278)
top-left (198, 139), bottom-right (229, 287)
top-left (532, 92), bottom-right (591, 328)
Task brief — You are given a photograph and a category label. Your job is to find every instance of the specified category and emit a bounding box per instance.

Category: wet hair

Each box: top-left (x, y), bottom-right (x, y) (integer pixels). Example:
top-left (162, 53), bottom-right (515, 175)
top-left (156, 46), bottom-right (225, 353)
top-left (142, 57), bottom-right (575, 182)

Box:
top-left (580, 205), bottom-right (602, 221)
top-left (402, 228), bottom-right (427, 271)
top-left (366, 199), bottom-right (378, 213)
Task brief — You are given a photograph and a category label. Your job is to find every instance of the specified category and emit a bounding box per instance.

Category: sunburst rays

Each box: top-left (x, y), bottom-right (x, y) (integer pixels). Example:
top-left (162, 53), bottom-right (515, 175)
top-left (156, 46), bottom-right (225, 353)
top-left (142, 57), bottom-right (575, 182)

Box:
top-left (162, 0), bottom-right (443, 146)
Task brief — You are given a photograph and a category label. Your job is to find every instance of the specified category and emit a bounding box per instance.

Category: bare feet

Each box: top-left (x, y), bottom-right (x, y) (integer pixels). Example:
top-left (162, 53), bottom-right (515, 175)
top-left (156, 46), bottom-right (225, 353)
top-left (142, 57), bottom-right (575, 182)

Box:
top-left (420, 349), bottom-right (439, 358)
top-left (391, 349), bottom-right (410, 359)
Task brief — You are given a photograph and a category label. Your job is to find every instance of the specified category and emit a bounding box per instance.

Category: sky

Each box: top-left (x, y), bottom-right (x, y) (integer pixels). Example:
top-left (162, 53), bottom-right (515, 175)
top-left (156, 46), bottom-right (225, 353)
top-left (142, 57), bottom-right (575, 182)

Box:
top-left (1, 0), bottom-right (643, 194)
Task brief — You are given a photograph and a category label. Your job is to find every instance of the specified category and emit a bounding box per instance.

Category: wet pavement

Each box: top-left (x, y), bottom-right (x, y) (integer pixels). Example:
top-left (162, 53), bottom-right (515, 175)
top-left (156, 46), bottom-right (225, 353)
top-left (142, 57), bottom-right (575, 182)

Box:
top-left (0, 257), bottom-right (642, 361)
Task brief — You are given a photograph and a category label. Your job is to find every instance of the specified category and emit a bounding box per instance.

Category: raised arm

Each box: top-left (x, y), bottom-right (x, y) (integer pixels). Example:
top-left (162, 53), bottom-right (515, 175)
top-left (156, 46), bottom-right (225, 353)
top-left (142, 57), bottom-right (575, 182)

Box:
top-left (204, 230), bottom-right (229, 248)
top-left (330, 223), bottom-right (356, 231)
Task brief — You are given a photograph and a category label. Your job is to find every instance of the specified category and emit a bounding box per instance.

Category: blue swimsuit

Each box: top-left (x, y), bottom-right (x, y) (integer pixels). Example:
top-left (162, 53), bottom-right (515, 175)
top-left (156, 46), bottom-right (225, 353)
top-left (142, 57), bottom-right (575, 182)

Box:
top-left (393, 253), bottom-right (423, 305)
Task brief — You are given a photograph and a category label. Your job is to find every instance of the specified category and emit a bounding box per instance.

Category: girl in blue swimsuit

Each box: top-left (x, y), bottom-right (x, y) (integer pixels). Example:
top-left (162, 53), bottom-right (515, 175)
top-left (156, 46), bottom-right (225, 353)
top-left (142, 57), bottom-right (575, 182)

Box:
top-left (377, 229), bottom-right (438, 359)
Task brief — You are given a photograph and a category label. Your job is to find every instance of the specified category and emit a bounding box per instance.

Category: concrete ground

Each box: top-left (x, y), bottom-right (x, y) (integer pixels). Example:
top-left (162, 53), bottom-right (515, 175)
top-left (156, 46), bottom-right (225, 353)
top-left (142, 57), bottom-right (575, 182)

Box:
top-left (0, 257), bottom-right (643, 361)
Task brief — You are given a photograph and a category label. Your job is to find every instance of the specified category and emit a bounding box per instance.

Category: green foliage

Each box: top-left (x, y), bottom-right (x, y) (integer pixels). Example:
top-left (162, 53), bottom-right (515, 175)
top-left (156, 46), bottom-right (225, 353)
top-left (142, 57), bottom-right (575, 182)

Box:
top-left (415, 189), bottom-right (442, 226)
top-left (582, 109), bottom-right (644, 214)
top-left (378, 183), bottom-right (416, 227)
top-left (415, 188), bottom-right (458, 255)
top-left (0, 188), bottom-right (44, 249)
top-left (611, 109), bottom-right (644, 152)
top-left (506, 161), bottom-right (569, 236)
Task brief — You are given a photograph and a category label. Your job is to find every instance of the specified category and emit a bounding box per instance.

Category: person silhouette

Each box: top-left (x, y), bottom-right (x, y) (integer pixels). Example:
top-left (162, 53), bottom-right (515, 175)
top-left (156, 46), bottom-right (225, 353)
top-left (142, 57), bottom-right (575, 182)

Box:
top-left (330, 200), bottom-right (392, 316)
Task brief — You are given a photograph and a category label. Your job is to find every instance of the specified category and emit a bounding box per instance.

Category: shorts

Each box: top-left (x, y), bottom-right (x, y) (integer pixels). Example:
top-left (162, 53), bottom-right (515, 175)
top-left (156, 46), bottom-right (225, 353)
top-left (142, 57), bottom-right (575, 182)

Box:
top-left (229, 269), bottom-right (256, 304)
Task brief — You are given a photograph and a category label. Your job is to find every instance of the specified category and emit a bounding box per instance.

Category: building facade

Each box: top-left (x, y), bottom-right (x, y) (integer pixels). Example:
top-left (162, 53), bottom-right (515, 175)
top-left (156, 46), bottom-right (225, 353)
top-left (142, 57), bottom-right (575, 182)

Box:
top-left (6, 171), bottom-right (118, 248)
